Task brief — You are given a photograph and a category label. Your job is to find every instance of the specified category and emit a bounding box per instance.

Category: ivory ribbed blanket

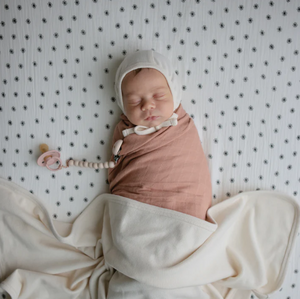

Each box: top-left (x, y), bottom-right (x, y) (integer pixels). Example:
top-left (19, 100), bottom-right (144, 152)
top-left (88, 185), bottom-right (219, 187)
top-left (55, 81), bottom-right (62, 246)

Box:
top-left (0, 177), bottom-right (299, 299)
top-left (108, 104), bottom-right (212, 220)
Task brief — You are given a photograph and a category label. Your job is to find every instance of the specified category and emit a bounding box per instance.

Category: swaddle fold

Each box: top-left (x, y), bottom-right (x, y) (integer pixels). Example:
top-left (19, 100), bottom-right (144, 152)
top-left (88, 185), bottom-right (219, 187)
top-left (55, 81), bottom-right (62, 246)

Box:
top-left (108, 103), bottom-right (212, 219)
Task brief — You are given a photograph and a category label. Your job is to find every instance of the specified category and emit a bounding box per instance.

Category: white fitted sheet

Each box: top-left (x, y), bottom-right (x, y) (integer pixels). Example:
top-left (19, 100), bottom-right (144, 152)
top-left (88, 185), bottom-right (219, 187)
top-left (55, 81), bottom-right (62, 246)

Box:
top-left (0, 1), bottom-right (299, 298)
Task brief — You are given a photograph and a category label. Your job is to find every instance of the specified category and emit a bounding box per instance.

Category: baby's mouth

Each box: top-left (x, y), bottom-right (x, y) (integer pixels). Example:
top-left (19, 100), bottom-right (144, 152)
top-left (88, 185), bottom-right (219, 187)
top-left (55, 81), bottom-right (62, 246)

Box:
top-left (145, 116), bottom-right (160, 121)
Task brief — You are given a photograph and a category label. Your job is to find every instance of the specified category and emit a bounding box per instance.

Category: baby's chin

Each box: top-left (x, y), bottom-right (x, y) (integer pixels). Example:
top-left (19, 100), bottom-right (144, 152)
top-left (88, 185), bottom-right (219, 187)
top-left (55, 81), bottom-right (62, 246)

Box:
top-left (133, 116), bottom-right (164, 127)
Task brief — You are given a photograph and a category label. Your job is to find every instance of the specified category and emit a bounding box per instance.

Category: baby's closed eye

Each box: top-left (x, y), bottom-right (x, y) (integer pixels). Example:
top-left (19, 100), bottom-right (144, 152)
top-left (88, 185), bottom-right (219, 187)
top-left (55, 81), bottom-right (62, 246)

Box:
top-left (154, 94), bottom-right (165, 98)
top-left (127, 94), bottom-right (165, 104)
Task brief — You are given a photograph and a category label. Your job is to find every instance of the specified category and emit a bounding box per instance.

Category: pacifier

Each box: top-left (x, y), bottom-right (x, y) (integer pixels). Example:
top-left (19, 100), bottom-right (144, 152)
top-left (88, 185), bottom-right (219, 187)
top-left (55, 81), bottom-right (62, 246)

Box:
top-left (37, 140), bottom-right (123, 172)
top-left (37, 144), bottom-right (66, 171)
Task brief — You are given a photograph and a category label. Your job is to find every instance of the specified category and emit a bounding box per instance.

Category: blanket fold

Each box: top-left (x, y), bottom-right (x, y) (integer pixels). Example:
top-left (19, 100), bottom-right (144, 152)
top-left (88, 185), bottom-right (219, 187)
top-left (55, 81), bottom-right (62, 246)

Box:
top-left (0, 177), bottom-right (299, 299)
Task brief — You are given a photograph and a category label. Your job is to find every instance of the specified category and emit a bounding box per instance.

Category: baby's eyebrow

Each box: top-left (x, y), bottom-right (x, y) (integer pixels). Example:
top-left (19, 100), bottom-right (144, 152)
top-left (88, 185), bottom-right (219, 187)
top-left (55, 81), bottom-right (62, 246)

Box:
top-left (123, 87), bottom-right (167, 98)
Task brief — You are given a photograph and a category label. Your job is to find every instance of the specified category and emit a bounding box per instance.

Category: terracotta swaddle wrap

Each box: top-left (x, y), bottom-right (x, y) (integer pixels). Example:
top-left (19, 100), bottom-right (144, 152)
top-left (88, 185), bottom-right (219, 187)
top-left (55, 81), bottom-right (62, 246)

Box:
top-left (108, 103), bottom-right (212, 219)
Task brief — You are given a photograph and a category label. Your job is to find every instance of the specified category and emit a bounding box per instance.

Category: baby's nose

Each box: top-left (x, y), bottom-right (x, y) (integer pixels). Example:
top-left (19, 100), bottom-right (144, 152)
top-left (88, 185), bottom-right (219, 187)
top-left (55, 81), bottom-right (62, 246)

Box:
top-left (142, 99), bottom-right (155, 110)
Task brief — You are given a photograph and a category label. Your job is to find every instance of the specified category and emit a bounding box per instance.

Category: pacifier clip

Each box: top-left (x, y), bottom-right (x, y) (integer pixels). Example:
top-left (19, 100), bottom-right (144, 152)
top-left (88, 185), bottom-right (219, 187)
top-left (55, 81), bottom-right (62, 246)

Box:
top-left (37, 140), bottom-right (123, 172)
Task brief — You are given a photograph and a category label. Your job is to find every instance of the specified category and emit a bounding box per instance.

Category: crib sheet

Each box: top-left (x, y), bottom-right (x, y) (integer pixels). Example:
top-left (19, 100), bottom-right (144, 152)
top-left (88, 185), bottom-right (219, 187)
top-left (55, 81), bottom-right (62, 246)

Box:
top-left (0, 1), bottom-right (299, 298)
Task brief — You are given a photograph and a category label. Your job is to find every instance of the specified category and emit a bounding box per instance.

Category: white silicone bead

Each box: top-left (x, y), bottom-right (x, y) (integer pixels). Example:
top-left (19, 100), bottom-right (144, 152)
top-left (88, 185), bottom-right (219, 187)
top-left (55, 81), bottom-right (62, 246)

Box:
top-left (88, 162), bottom-right (93, 168)
top-left (75, 160), bottom-right (79, 166)
top-left (83, 161), bottom-right (88, 167)
top-left (104, 162), bottom-right (109, 168)
top-left (79, 161), bottom-right (83, 167)
top-left (68, 160), bottom-right (74, 166)
top-left (93, 163), bottom-right (98, 169)
top-left (99, 163), bottom-right (104, 169)
top-left (109, 161), bottom-right (115, 168)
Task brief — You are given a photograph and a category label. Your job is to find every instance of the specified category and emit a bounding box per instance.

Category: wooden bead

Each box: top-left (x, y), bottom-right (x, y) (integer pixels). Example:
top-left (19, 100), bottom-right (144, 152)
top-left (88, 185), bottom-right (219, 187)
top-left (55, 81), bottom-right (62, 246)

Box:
top-left (65, 159), bottom-right (114, 169)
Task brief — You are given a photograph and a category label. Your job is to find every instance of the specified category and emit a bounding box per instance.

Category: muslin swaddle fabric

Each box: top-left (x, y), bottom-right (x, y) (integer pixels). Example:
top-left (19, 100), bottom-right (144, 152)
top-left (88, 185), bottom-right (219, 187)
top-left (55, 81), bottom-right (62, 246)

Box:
top-left (108, 103), bottom-right (212, 220)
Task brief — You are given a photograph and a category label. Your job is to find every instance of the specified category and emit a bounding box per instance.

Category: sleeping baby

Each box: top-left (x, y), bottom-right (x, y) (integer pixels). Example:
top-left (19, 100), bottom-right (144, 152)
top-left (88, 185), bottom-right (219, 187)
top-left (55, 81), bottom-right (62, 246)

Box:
top-left (108, 49), bottom-right (212, 220)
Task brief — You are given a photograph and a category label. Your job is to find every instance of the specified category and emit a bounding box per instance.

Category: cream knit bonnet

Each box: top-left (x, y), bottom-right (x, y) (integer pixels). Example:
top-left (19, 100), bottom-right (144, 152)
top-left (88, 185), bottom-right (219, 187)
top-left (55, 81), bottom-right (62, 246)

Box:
top-left (114, 49), bottom-right (182, 116)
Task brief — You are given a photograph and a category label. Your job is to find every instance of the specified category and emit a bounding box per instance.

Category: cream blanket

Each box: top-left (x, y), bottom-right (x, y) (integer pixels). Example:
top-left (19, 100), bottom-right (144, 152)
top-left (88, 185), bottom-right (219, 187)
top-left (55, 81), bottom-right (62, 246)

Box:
top-left (0, 177), bottom-right (299, 299)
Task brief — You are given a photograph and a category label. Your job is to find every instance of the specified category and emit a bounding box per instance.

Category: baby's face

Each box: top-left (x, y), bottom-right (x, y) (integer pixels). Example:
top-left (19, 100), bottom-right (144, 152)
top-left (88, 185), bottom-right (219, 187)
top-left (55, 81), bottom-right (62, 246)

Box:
top-left (121, 68), bottom-right (174, 126)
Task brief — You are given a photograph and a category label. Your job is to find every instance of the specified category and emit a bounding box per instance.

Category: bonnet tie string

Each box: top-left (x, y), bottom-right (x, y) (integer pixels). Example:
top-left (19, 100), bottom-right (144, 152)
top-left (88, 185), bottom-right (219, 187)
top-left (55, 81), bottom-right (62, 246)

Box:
top-left (122, 113), bottom-right (178, 137)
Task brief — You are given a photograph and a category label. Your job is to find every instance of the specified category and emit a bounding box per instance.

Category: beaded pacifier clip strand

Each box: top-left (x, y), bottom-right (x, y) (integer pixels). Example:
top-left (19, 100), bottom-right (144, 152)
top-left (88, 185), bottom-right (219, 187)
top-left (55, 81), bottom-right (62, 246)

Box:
top-left (37, 140), bottom-right (123, 172)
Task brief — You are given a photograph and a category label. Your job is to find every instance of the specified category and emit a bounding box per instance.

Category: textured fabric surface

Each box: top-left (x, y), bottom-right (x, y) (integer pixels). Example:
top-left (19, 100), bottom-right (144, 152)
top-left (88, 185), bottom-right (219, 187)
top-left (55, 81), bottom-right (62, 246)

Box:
top-left (1, 1), bottom-right (300, 298)
top-left (108, 103), bottom-right (212, 219)
top-left (0, 177), bottom-right (299, 299)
